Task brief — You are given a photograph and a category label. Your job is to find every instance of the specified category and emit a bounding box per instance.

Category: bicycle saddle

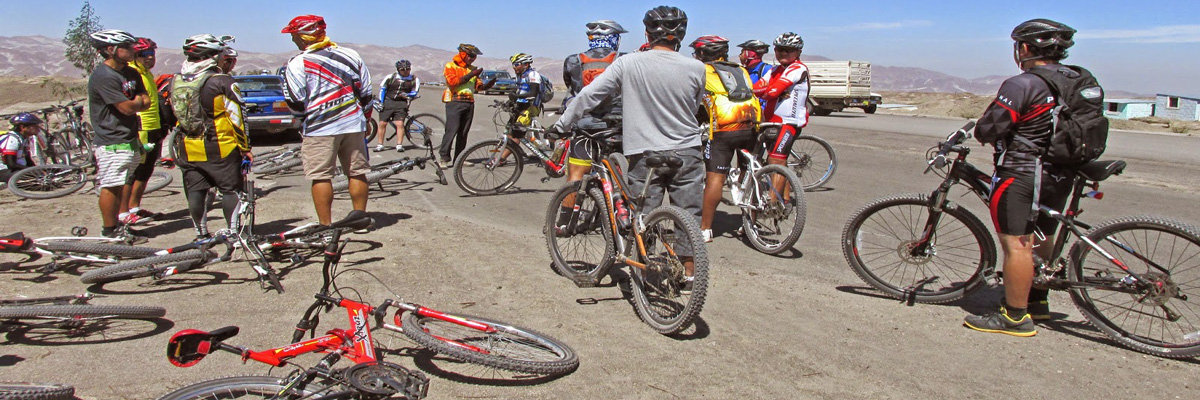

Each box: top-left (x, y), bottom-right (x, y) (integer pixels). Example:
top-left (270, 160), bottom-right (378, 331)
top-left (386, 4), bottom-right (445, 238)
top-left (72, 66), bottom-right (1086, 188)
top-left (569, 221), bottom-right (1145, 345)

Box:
top-left (645, 154), bottom-right (684, 170)
top-left (0, 232), bottom-right (32, 252)
top-left (1076, 160), bottom-right (1126, 182)
top-left (330, 210), bottom-right (374, 231)
top-left (167, 326), bottom-right (240, 367)
top-left (757, 126), bottom-right (781, 142)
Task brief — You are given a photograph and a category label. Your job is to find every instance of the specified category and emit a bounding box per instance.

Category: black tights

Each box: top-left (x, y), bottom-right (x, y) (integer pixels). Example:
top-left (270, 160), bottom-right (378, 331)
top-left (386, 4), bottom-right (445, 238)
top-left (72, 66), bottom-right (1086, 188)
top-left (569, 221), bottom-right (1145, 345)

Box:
top-left (186, 188), bottom-right (238, 236)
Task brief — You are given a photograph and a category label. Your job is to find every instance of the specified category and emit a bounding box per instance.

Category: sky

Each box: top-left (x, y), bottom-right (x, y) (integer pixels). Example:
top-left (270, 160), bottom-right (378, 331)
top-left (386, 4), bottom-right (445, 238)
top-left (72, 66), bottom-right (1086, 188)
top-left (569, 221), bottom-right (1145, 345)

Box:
top-left (3, 0), bottom-right (1198, 95)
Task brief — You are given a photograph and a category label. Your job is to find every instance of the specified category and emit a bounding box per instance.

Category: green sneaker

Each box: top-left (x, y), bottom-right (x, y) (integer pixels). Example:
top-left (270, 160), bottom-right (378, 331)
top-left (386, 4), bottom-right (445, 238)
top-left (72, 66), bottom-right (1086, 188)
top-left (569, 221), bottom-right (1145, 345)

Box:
top-left (1028, 300), bottom-right (1051, 321)
top-left (964, 306), bottom-right (1037, 337)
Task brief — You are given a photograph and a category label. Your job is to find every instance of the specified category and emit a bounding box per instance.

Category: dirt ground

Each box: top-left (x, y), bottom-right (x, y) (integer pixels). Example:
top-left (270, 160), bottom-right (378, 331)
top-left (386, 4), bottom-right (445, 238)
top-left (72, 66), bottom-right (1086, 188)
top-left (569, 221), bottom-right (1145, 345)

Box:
top-left (2, 94), bottom-right (1199, 399)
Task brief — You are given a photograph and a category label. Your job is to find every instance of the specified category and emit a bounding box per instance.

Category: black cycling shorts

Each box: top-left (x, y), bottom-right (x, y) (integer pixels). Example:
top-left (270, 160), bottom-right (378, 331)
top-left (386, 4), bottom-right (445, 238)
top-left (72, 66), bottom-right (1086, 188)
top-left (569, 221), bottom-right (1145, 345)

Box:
top-left (989, 169), bottom-right (1072, 236)
top-left (767, 124), bottom-right (799, 161)
top-left (182, 154), bottom-right (244, 193)
top-left (379, 104), bottom-right (410, 123)
top-left (704, 130), bottom-right (755, 174)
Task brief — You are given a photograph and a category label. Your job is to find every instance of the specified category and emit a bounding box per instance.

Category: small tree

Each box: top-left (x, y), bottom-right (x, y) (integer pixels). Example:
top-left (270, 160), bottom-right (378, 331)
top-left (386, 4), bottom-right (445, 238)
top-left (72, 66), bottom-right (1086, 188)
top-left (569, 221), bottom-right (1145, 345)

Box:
top-left (63, 1), bottom-right (104, 76)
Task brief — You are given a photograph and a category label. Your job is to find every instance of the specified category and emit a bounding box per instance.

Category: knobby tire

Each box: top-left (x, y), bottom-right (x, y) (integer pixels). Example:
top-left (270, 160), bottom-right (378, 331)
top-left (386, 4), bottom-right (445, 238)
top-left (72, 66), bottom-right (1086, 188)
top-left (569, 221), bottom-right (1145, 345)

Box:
top-left (401, 311), bottom-right (579, 375)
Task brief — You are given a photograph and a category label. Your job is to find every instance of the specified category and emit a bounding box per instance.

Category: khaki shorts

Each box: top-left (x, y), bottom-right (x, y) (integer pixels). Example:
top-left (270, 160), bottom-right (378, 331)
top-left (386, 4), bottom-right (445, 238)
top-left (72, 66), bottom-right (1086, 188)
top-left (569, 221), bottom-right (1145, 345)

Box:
top-left (301, 132), bottom-right (371, 180)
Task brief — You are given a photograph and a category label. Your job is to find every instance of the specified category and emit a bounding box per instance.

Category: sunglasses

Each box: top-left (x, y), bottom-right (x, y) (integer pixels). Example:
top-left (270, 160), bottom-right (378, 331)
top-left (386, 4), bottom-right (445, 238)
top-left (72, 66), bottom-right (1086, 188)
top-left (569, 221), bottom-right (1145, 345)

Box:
top-left (136, 50), bottom-right (155, 57)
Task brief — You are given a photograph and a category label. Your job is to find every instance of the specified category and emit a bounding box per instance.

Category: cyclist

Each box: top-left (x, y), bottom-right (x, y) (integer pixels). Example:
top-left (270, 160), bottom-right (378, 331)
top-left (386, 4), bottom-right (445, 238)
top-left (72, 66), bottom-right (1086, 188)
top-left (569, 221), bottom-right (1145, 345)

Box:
top-left (120, 37), bottom-right (166, 225)
top-left (281, 15), bottom-right (374, 227)
top-left (438, 43), bottom-right (495, 168)
top-left (375, 59), bottom-right (421, 152)
top-left (169, 34), bottom-right (250, 240)
top-left (490, 53), bottom-right (544, 167)
top-left (753, 32), bottom-right (809, 168)
top-left (737, 39), bottom-right (774, 85)
top-left (0, 113), bottom-right (42, 183)
top-left (86, 29), bottom-right (152, 241)
top-left (690, 35), bottom-right (761, 243)
top-left (551, 5), bottom-right (706, 289)
top-left (964, 19), bottom-right (1083, 337)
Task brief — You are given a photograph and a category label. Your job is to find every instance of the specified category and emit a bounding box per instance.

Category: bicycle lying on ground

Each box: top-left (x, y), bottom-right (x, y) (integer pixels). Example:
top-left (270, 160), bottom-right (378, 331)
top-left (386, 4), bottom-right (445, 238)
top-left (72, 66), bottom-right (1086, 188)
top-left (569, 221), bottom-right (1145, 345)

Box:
top-left (332, 124), bottom-right (448, 193)
top-left (0, 229), bottom-right (159, 270)
top-left (7, 160), bottom-right (172, 200)
top-left (160, 225), bottom-right (577, 399)
top-left (251, 144), bottom-right (302, 175)
top-left (0, 292), bottom-right (166, 346)
top-left (786, 133), bottom-right (837, 191)
top-left (545, 132), bottom-right (709, 335)
top-left (841, 121), bottom-right (1200, 358)
top-left (717, 122), bottom-right (807, 254)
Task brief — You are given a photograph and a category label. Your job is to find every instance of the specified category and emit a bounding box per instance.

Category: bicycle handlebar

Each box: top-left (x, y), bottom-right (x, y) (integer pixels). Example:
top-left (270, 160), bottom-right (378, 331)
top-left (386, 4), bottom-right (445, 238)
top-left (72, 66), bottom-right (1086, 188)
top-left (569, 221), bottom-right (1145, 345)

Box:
top-left (927, 121), bottom-right (976, 171)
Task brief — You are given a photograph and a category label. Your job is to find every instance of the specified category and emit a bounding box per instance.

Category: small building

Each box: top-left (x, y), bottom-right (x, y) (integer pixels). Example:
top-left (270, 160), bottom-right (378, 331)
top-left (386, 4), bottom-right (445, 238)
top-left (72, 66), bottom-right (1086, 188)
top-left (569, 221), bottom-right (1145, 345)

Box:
top-left (1155, 94), bottom-right (1200, 121)
top-left (1103, 99), bottom-right (1155, 120)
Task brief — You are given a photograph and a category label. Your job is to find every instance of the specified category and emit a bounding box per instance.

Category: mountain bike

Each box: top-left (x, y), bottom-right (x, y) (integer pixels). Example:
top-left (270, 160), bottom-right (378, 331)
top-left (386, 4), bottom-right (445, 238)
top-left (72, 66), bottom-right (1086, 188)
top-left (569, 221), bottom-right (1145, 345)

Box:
top-left (786, 134), bottom-right (837, 191)
top-left (719, 122), bottom-right (807, 254)
top-left (841, 121), bottom-right (1200, 358)
top-left (452, 125), bottom-right (569, 196)
top-left (0, 292), bottom-right (166, 346)
top-left (365, 103), bottom-right (446, 151)
top-left (251, 144), bottom-right (303, 175)
top-left (0, 382), bottom-right (75, 400)
top-left (332, 126), bottom-right (448, 192)
top-left (545, 138), bottom-right (709, 335)
top-left (0, 229), bottom-right (159, 272)
top-left (489, 99), bottom-right (553, 153)
top-left (160, 228), bottom-right (578, 399)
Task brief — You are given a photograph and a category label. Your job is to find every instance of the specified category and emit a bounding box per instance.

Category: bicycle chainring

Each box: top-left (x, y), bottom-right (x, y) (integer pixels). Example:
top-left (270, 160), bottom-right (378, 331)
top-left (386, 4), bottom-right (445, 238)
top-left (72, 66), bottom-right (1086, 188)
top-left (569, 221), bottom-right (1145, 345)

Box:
top-left (342, 361), bottom-right (430, 399)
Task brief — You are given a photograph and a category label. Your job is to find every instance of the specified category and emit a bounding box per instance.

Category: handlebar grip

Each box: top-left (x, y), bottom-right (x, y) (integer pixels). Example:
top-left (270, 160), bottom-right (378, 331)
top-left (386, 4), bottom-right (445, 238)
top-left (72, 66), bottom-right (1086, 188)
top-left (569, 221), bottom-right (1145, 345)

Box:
top-left (961, 121), bottom-right (976, 132)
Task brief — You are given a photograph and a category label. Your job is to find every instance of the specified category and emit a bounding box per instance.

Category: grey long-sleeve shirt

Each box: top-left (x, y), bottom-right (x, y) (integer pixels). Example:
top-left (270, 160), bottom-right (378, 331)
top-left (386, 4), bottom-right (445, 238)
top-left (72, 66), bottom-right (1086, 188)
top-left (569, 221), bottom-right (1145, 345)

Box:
top-left (553, 49), bottom-right (706, 156)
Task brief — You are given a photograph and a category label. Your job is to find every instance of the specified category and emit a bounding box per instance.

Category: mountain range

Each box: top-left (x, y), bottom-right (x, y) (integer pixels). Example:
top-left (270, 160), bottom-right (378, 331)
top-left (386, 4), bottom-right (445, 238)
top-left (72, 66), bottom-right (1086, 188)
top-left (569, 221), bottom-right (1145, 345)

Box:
top-left (0, 35), bottom-right (1145, 97)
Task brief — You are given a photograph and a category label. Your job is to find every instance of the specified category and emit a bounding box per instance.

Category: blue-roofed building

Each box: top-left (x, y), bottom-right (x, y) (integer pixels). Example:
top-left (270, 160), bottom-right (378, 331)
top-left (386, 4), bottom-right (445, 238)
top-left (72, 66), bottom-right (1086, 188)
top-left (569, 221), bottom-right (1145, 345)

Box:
top-left (1155, 94), bottom-right (1200, 121)
top-left (1103, 99), bottom-right (1155, 120)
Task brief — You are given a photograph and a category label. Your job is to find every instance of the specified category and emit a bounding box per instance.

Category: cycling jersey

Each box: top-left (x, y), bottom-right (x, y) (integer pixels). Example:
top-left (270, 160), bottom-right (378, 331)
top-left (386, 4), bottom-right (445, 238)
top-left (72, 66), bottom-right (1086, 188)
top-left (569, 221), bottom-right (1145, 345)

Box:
top-left (700, 62), bottom-right (760, 138)
top-left (759, 61), bottom-right (810, 127)
top-left (513, 68), bottom-right (543, 108)
top-left (283, 45), bottom-right (373, 137)
top-left (0, 131), bottom-right (31, 170)
top-left (745, 61), bottom-right (773, 85)
top-left (130, 60), bottom-right (161, 133)
top-left (379, 73), bottom-right (420, 104)
top-left (177, 74), bottom-right (249, 163)
top-left (442, 55), bottom-right (482, 103)
top-left (975, 64), bottom-right (1059, 174)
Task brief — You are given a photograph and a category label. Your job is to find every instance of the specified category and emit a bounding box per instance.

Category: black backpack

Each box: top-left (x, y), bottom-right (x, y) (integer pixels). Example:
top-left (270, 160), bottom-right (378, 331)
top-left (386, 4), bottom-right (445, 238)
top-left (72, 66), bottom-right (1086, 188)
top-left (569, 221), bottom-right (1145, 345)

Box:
top-left (1023, 65), bottom-right (1109, 166)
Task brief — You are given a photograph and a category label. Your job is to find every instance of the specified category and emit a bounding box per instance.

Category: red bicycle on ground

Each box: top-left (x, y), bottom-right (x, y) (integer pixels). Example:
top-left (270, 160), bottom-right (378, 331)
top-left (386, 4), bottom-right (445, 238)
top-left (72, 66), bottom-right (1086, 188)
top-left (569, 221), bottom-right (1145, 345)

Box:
top-left (161, 213), bottom-right (579, 399)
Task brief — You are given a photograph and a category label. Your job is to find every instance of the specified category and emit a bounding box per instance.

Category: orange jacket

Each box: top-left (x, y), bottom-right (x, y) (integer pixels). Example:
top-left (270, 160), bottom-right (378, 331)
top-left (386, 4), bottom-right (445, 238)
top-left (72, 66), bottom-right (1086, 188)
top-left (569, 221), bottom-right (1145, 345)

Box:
top-left (443, 54), bottom-right (480, 102)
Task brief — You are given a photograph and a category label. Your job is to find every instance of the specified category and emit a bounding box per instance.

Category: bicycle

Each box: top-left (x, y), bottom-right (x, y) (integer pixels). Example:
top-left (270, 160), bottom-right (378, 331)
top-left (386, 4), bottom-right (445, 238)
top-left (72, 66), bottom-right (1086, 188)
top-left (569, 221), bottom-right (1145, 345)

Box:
top-left (0, 292), bottom-right (166, 346)
top-left (717, 122), bottom-right (807, 254)
top-left (841, 121), bottom-right (1200, 358)
top-left (545, 138), bottom-right (709, 335)
top-left (251, 144), bottom-right (303, 175)
top-left (332, 125), bottom-right (448, 193)
top-left (786, 134), bottom-right (837, 191)
top-left (0, 229), bottom-right (159, 272)
top-left (365, 103), bottom-right (446, 151)
top-left (489, 99), bottom-right (553, 152)
top-left (452, 124), bottom-right (571, 196)
top-left (159, 227), bottom-right (577, 399)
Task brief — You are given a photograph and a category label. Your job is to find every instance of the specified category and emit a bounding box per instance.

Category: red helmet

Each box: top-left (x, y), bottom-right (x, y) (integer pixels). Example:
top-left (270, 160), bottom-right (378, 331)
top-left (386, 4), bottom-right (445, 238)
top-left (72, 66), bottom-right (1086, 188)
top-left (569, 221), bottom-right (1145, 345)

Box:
top-left (281, 15), bottom-right (326, 35)
top-left (155, 73), bottom-right (174, 96)
top-left (133, 37), bottom-right (157, 52)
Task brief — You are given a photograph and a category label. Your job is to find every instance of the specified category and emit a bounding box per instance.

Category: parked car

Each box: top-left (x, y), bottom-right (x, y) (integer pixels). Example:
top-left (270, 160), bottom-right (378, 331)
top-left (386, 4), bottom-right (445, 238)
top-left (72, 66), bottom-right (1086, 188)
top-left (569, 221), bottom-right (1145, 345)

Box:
top-left (233, 74), bottom-right (301, 136)
top-left (480, 70), bottom-right (518, 95)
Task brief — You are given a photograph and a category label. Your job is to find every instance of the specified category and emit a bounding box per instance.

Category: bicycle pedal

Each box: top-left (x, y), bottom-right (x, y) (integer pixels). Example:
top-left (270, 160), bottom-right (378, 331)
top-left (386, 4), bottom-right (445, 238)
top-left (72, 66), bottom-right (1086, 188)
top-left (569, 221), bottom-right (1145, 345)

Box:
top-left (570, 275), bottom-right (598, 288)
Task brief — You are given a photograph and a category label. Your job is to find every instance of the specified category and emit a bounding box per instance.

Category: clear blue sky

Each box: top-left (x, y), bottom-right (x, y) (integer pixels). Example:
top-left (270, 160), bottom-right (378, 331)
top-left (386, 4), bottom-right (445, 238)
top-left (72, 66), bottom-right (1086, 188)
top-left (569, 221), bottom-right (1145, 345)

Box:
top-left (3, 0), bottom-right (1198, 95)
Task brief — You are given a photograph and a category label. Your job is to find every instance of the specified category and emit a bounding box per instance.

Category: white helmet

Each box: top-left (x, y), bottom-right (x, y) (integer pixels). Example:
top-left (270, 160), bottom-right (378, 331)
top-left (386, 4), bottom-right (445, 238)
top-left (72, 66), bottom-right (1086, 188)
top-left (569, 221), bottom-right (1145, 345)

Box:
top-left (773, 32), bottom-right (804, 50)
top-left (89, 29), bottom-right (137, 48)
top-left (509, 53), bottom-right (534, 65)
top-left (183, 34), bottom-right (229, 59)
top-left (586, 20), bottom-right (627, 36)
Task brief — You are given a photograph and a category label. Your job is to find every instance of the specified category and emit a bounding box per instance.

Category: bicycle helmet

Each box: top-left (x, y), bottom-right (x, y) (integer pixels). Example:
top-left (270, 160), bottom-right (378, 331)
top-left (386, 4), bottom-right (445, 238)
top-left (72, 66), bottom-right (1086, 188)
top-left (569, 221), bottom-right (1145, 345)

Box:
top-left (133, 37), bottom-right (157, 52)
top-left (281, 15), bottom-right (326, 35)
top-left (643, 6), bottom-right (687, 45)
top-left (221, 47), bottom-right (238, 58)
top-left (737, 39), bottom-right (770, 54)
top-left (509, 52), bottom-right (534, 65)
top-left (458, 43), bottom-right (482, 56)
top-left (89, 29), bottom-right (137, 48)
top-left (395, 60), bottom-right (411, 70)
top-left (8, 112), bottom-right (42, 127)
top-left (689, 35), bottom-right (729, 62)
top-left (183, 34), bottom-right (227, 59)
top-left (1011, 18), bottom-right (1075, 49)
top-left (773, 32), bottom-right (804, 50)
top-left (586, 19), bottom-right (628, 36)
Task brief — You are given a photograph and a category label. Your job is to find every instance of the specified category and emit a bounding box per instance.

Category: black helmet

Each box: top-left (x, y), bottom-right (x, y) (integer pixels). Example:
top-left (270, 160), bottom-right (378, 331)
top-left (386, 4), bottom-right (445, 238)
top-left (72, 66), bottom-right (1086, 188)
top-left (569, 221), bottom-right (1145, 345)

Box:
top-left (689, 35), bottom-right (729, 62)
top-left (1011, 18), bottom-right (1076, 49)
top-left (643, 6), bottom-right (687, 45)
top-left (395, 60), bottom-right (411, 70)
top-left (737, 39), bottom-right (770, 54)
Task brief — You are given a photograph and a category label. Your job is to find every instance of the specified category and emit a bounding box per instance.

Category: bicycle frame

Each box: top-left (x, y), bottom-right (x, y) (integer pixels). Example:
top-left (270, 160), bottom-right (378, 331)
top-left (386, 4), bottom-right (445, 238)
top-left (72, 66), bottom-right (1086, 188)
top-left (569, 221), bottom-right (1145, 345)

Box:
top-left (496, 131), bottom-right (570, 177)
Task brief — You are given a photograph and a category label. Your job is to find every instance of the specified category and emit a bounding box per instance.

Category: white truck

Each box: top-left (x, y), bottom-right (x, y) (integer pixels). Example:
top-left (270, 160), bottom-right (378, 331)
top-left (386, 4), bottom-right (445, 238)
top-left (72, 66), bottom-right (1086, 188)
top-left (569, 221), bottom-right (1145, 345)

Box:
top-left (805, 60), bottom-right (881, 115)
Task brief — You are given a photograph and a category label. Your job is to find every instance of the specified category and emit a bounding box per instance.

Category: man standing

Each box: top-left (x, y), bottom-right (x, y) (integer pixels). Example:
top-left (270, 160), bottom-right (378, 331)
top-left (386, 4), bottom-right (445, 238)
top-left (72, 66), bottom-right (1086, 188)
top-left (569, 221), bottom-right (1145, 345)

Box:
top-left (438, 43), bottom-right (494, 168)
top-left (87, 29), bottom-right (151, 241)
top-left (120, 37), bottom-right (166, 225)
top-left (280, 15), bottom-right (374, 226)
top-left (375, 59), bottom-right (420, 152)
top-left (754, 32), bottom-right (809, 167)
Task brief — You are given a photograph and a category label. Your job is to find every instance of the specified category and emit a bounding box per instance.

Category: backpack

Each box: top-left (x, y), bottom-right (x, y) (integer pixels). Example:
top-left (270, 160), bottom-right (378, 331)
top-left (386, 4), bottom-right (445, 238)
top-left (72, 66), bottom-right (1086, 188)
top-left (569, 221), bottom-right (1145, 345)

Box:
top-left (169, 71), bottom-right (217, 138)
top-left (1023, 65), bottom-right (1108, 166)
top-left (710, 61), bottom-right (754, 102)
top-left (538, 73), bottom-right (555, 104)
top-left (579, 52), bottom-right (617, 87)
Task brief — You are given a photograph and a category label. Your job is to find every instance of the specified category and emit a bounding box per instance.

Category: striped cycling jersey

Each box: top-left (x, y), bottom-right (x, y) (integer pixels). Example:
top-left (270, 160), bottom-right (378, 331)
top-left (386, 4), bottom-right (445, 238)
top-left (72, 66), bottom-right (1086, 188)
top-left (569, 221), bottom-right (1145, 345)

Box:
top-left (760, 62), bottom-right (810, 127)
top-left (283, 46), bottom-right (373, 137)
top-left (178, 73), bottom-right (249, 163)
top-left (514, 68), bottom-right (543, 108)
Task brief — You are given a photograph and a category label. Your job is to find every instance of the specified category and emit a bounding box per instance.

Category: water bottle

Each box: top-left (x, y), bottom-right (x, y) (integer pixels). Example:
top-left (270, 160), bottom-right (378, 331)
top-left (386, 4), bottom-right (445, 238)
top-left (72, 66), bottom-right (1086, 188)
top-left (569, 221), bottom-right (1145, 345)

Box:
top-left (614, 196), bottom-right (630, 229)
top-left (551, 140), bottom-right (567, 161)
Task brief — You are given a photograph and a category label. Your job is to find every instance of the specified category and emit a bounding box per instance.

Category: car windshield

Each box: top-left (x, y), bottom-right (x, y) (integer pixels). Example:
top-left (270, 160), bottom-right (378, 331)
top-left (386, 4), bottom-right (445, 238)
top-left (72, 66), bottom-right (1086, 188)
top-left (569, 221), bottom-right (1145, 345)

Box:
top-left (234, 77), bottom-right (284, 93)
top-left (481, 71), bottom-right (514, 81)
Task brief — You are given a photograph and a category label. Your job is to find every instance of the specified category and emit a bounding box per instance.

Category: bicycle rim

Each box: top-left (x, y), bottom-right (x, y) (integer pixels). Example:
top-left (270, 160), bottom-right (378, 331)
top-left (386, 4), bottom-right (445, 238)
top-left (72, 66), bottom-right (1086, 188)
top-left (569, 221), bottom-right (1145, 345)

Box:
top-left (453, 141), bottom-right (523, 195)
top-left (1069, 216), bottom-right (1200, 358)
top-left (741, 165), bottom-right (806, 254)
top-left (630, 206), bottom-right (709, 335)
top-left (545, 182), bottom-right (615, 284)
top-left (7, 165), bottom-right (86, 200)
top-left (401, 311), bottom-right (578, 375)
top-left (156, 375), bottom-right (330, 400)
top-left (789, 136), bottom-right (836, 191)
top-left (404, 114), bottom-right (445, 150)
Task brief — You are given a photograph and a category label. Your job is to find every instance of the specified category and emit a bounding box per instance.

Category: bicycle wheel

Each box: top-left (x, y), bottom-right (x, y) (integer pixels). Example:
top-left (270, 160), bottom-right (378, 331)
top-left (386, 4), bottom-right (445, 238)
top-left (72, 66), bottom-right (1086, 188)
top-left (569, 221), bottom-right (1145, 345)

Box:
top-left (156, 375), bottom-right (328, 400)
top-left (404, 113), bottom-right (446, 150)
top-left (364, 118), bottom-right (379, 143)
top-left (0, 304), bottom-right (165, 319)
top-left (36, 240), bottom-right (160, 260)
top-left (1068, 216), bottom-right (1200, 358)
top-left (629, 205), bottom-right (709, 335)
top-left (740, 164), bottom-right (806, 254)
top-left (251, 157), bottom-right (302, 175)
top-left (788, 135), bottom-right (837, 191)
top-left (545, 181), bottom-right (615, 284)
top-left (401, 311), bottom-right (579, 375)
top-left (0, 382), bottom-right (75, 400)
top-left (79, 249), bottom-right (211, 284)
top-left (841, 194), bottom-right (995, 304)
top-left (7, 165), bottom-right (86, 200)
top-left (145, 170), bottom-right (173, 193)
top-left (453, 140), bottom-right (524, 195)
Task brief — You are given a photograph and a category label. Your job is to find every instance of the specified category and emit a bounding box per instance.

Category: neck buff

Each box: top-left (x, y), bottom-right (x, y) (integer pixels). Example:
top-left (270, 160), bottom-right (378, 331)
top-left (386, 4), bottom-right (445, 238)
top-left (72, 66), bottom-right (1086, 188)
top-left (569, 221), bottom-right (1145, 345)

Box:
top-left (453, 52), bottom-right (470, 67)
top-left (303, 34), bottom-right (337, 52)
top-left (588, 34), bottom-right (620, 51)
top-left (181, 58), bottom-right (219, 75)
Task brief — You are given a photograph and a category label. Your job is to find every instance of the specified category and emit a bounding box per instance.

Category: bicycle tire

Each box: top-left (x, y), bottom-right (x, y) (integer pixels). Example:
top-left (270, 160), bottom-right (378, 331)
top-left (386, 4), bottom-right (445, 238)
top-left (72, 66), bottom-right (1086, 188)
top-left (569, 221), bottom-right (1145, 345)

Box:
top-left (0, 382), bottom-right (75, 400)
top-left (403, 113), bottom-right (445, 150)
top-left (0, 304), bottom-right (165, 319)
top-left (156, 375), bottom-right (327, 400)
top-left (252, 145), bottom-right (299, 159)
top-left (1068, 216), bottom-right (1200, 358)
top-left (145, 170), bottom-right (173, 193)
top-left (332, 165), bottom-right (399, 193)
top-left (545, 181), bottom-right (615, 284)
top-left (740, 164), bottom-right (806, 254)
top-left (37, 240), bottom-right (160, 260)
top-left (365, 118), bottom-right (379, 143)
top-left (453, 140), bottom-right (524, 195)
top-left (401, 311), bottom-right (579, 375)
top-left (252, 157), bottom-right (302, 175)
top-left (79, 249), bottom-right (211, 284)
top-left (788, 135), bottom-right (837, 191)
top-left (7, 165), bottom-right (86, 200)
top-left (841, 194), bottom-right (995, 304)
top-left (629, 205), bottom-right (710, 335)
